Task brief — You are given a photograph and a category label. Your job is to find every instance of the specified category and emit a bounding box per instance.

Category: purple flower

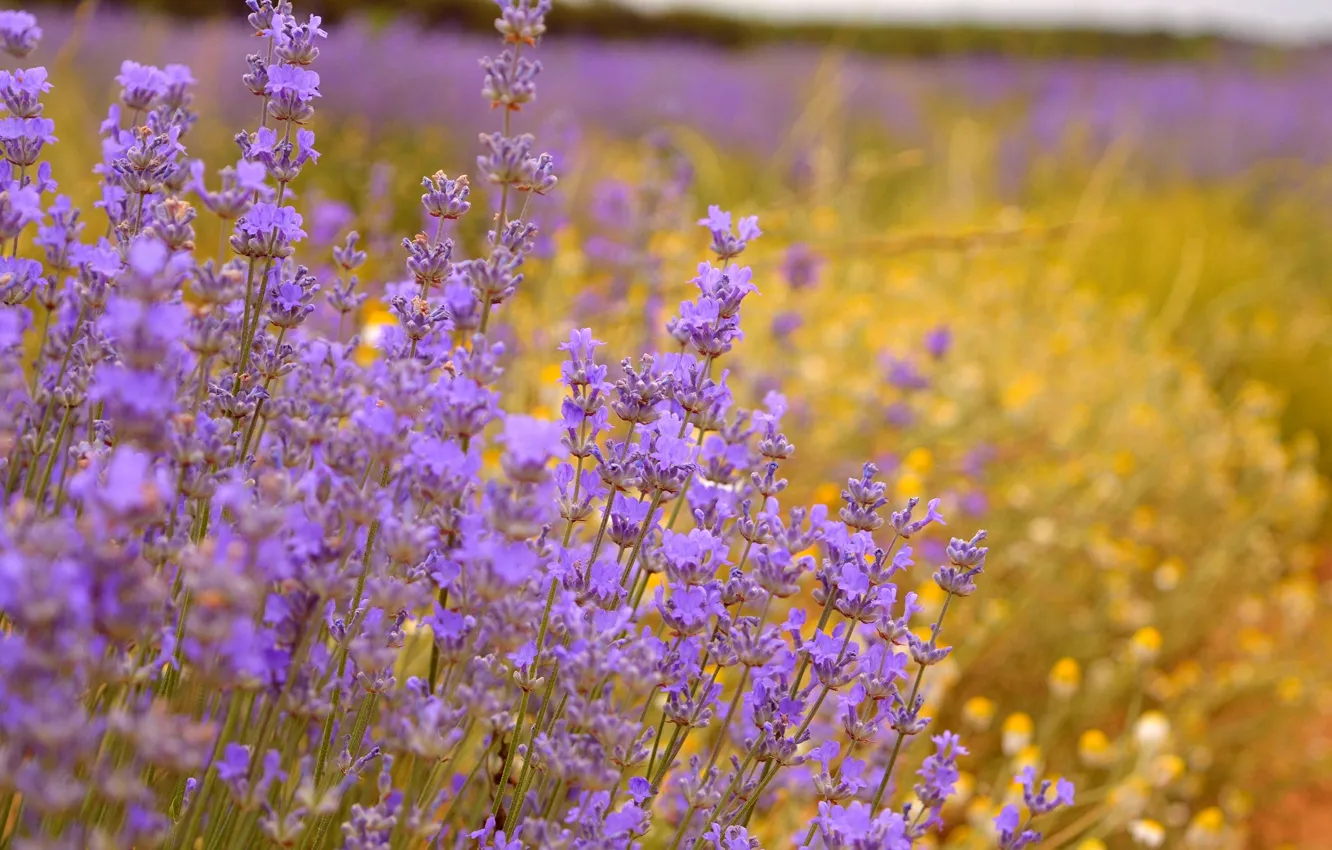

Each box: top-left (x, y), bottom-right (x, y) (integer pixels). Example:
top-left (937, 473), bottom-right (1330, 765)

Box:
top-left (913, 731), bottom-right (969, 828)
top-left (0, 2), bottom-right (1047, 846)
top-left (1018, 765), bottom-right (1075, 815)
top-left (500, 414), bottom-right (564, 481)
top-left (469, 815), bottom-right (523, 850)
top-left (781, 242), bottom-right (822, 290)
top-left (421, 171), bottom-right (470, 219)
top-left (0, 11), bottom-right (41, 58)
top-left (0, 302), bottom-right (29, 347)
top-left (656, 584), bottom-right (722, 635)
top-left (265, 65), bottom-right (322, 122)
top-left (814, 802), bottom-right (913, 850)
top-left (890, 496), bottom-right (946, 538)
top-left (495, 0), bottom-right (552, 45)
top-left (883, 354), bottom-right (928, 390)
top-left (934, 530), bottom-right (988, 596)
top-left (265, 64), bottom-right (321, 101)
top-left (995, 804), bottom-right (1043, 850)
top-left (216, 743), bottom-right (250, 784)
top-left (117, 60), bottom-right (168, 112)
top-left (659, 528), bottom-right (729, 586)
top-left (162, 63), bottom-right (196, 107)
top-left (235, 202), bottom-right (306, 246)
top-left (127, 236), bottom-right (167, 278)
top-left (697, 205), bottom-right (761, 261)
top-left (0, 117), bottom-right (55, 166)
top-left (274, 14), bottom-right (327, 66)
top-left (0, 255), bottom-right (42, 305)
top-left (481, 47), bottom-right (542, 110)
top-left (924, 324), bottom-right (952, 359)
top-left (771, 311), bottom-right (802, 339)
top-left (0, 67), bottom-right (50, 118)
top-left (267, 273), bottom-right (319, 329)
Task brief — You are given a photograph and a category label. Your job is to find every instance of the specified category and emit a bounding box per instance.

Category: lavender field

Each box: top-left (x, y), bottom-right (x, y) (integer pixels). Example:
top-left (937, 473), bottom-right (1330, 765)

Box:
top-left (0, 2), bottom-right (1329, 849)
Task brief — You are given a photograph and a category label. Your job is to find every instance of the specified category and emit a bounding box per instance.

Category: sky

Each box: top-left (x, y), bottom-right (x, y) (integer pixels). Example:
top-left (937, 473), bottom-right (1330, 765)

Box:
top-left (617, 0), bottom-right (1332, 41)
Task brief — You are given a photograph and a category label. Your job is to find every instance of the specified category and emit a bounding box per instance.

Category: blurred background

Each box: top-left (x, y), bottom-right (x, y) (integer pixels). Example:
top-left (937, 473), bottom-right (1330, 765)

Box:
top-left (27, 0), bottom-right (1332, 846)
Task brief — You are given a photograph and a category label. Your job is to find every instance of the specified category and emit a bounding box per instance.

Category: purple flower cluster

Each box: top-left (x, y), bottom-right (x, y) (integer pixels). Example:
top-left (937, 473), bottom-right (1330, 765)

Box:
top-left (0, 3), bottom-right (1072, 849)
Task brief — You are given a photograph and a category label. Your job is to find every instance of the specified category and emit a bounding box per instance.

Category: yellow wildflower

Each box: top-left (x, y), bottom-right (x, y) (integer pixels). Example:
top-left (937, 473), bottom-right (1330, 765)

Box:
top-left (1078, 729), bottom-right (1116, 769)
top-left (1048, 657), bottom-right (1081, 700)
top-left (1002, 712), bottom-right (1033, 756)
top-left (962, 696), bottom-right (996, 731)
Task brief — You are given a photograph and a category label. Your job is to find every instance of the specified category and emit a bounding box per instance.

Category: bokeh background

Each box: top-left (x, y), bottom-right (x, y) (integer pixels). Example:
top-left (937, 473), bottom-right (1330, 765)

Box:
top-left (25, 0), bottom-right (1332, 845)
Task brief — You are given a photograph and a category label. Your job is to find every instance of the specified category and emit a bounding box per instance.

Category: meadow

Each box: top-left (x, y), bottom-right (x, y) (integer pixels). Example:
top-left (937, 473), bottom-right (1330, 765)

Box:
top-left (1, 2), bottom-right (1330, 849)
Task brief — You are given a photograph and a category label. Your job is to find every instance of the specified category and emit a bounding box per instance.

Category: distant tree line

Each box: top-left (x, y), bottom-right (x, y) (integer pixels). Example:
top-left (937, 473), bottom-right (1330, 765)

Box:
top-left (64, 0), bottom-right (1309, 59)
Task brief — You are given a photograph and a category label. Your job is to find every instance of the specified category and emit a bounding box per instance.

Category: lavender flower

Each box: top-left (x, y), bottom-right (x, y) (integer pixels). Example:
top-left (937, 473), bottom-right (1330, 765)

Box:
top-left (116, 60), bottom-right (168, 113)
top-left (0, 67), bottom-right (49, 118)
top-left (698, 205), bottom-right (761, 261)
top-left (0, 6), bottom-right (1074, 850)
top-left (0, 10), bottom-right (41, 58)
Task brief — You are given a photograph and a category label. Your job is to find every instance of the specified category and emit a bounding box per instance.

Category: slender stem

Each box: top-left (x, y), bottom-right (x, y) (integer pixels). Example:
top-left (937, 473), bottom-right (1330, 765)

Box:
top-left (490, 693), bottom-right (528, 819)
top-left (560, 434), bottom-right (588, 546)
top-left (666, 799), bottom-right (703, 850)
top-left (494, 567), bottom-right (562, 826)
top-left (433, 737), bottom-right (495, 846)
top-left (234, 256), bottom-right (258, 384)
top-left (171, 691), bottom-right (244, 850)
top-left (476, 51), bottom-right (520, 339)
top-left (728, 763), bottom-right (777, 830)
top-left (238, 327), bottom-right (287, 459)
top-left (27, 304), bottom-right (50, 395)
top-left (31, 405), bottom-right (72, 506)
top-left (649, 725), bottom-right (684, 789)
top-left (217, 218), bottom-right (229, 265)
top-left (618, 490), bottom-right (663, 589)
top-left (702, 667), bottom-right (749, 773)
top-left (869, 592), bottom-right (954, 813)
top-left (0, 793), bottom-right (15, 848)
top-left (503, 658), bottom-right (559, 834)
top-left (645, 708), bottom-right (670, 780)
top-left (427, 588), bottom-right (449, 693)
top-left (234, 135), bottom-right (292, 388)
top-left (666, 430), bottom-right (707, 530)
top-left (9, 165), bottom-right (26, 256)
top-left (688, 739), bottom-right (760, 847)
top-left (539, 779), bottom-right (565, 821)
top-left (315, 468), bottom-right (390, 788)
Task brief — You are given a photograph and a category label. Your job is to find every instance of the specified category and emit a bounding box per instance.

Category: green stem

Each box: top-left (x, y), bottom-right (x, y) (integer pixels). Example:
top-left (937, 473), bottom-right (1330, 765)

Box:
top-left (434, 737), bottom-right (495, 845)
top-left (586, 423), bottom-right (636, 563)
top-left (504, 658), bottom-right (560, 834)
top-left (347, 693), bottom-right (380, 761)
top-left (10, 303), bottom-right (87, 497)
top-left (27, 304), bottom-right (50, 395)
top-left (727, 763), bottom-right (776, 830)
top-left (645, 708), bottom-right (670, 780)
top-left (315, 469), bottom-right (390, 788)
top-left (490, 692), bottom-right (528, 819)
top-left (702, 667), bottom-right (749, 772)
top-left (30, 405), bottom-right (72, 505)
top-left (868, 592), bottom-right (954, 813)
top-left (689, 740), bottom-right (760, 847)
top-left (498, 546), bottom-right (566, 831)
top-left (427, 588), bottom-right (448, 693)
top-left (234, 161), bottom-right (291, 388)
top-left (171, 691), bottom-right (245, 850)
top-left (618, 490), bottom-right (664, 588)
top-left (238, 328), bottom-right (287, 460)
